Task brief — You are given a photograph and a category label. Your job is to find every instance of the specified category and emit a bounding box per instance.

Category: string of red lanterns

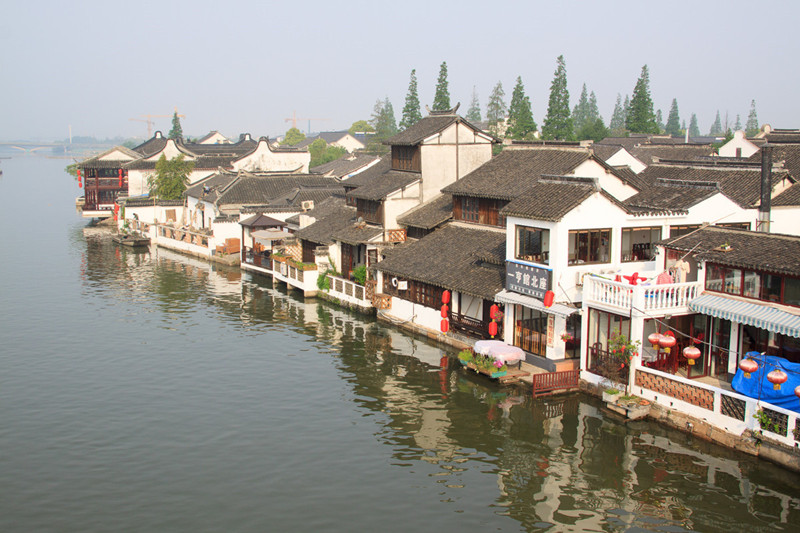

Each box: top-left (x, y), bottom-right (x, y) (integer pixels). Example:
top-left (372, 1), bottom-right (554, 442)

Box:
top-left (440, 290), bottom-right (450, 334)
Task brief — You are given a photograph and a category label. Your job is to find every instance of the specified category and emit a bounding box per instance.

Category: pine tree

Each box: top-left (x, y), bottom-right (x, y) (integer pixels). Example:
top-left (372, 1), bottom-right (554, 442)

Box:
top-left (609, 94), bottom-right (626, 135)
top-left (656, 109), bottom-right (664, 133)
top-left (709, 110), bottom-right (722, 136)
top-left (745, 100), bottom-right (759, 136)
top-left (623, 95), bottom-right (631, 124)
top-left (734, 114), bottom-right (742, 132)
top-left (168, 111), bottom-right (183, 140)
top-left (506, 76), bottom-right (537, 140)
top-left (572, 84), bottom-right (590, 133)
top-left (664, 98), bottom-right (681, 136)
top-left (542, 55), bottom-right (573, 140)
top-left (587, 91), bottom-right (601, 123)
top-left (466, 86), bottom-right (481, 122)
top-left (368, 98), bottom-right (398, 152)
top-left (399, 69), bottom-right (422, 130)
top-left (689, 113), bottom-right (700, 137)
top-left (577, 117), bottom-right (610, 142)
top-left (626, 65), bottom-right (658, 134)
top-left (486, 81), bottom-right (507, 135)
top-left (432, 61), bottom-right (451, 111)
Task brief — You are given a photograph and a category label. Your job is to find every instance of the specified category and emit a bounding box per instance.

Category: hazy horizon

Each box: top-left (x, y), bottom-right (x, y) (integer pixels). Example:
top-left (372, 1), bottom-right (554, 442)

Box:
top-left (3, 0), bottom-right (799, 142)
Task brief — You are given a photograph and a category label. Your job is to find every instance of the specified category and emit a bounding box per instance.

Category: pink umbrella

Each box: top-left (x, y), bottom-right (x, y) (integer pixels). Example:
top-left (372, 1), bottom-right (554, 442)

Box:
top-left (473, 340), bottom-right (526, 363)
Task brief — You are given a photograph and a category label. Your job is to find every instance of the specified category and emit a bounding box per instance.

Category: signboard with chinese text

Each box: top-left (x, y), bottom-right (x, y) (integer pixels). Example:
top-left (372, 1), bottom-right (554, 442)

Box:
top-left (506, 261), bottom-right (551, 299)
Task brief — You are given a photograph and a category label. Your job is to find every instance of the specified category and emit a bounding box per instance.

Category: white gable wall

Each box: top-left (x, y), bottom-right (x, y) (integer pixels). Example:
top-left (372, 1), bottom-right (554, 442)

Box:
top-left (604, 148), bottom-right (647, 174)
top-left (772, 206), bottom-right (800, 236)
top-left (570, 160), bottom-right (638, 201)
top-left (383, 182), bottom-right (421, 229)
top-left (99, 148), bottom-right (137, 161)
top-left (233, 140), bottom-right (310, 173)
top-left (719, 130), bottom-right (760, 158)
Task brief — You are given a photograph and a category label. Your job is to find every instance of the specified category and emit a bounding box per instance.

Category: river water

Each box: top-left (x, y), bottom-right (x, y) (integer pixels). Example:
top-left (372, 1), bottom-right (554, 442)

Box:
top-left (1, 155), bottom-right (799, 532)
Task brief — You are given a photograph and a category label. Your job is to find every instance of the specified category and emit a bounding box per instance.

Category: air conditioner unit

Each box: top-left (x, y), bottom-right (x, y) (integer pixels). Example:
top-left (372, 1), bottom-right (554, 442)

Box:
top-left (397, 281), bottom-right (408, 291)
top-left (301, 200), bottom-right (314, 211)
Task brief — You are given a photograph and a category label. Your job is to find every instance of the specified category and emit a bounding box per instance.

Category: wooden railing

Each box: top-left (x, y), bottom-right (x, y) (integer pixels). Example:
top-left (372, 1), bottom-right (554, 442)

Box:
top-left (450, 313), bottom-right (491, 338)
top-left (515, 327), bottom-right (545, 357)
top-left (532, 369), bottom-right (580, 397)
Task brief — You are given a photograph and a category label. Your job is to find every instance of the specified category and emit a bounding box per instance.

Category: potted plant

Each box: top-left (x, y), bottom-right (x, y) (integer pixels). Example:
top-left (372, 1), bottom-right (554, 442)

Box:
top-left (601, 329), bottom-right (641, 395)
top-left (602, 387), bottom-right (621, 404)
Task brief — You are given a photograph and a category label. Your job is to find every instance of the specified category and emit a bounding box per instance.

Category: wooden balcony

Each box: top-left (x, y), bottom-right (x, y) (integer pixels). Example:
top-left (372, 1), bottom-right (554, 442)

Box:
top-left (450, 313), bottom-right (493, 339)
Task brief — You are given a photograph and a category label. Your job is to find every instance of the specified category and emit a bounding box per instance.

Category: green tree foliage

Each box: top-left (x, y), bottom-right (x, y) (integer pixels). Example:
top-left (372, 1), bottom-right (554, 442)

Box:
top-left (572, 84), bottom-right (590, 133)
top-left (609, 94), bottom-right (626, 136)
top-left (400, 69), bottom-right (422, 130)
top-left (148, 154), bottom-right (194, 200)
top-left (486, 81), bottom-right (507, 135)
top-left (542, 55), bottom-right (573, 140)
top-left (745, 100), bottom-right (759, 136)
top-left (709, 110), bottom-right (723, 136)
top-left (367, 98), bottom-right (398, 153)
top-left (168, 111), bottom-right (183, 140)
top-left (664, 98), bottom-right (681, 136)
top-left (348, 120), bottom-right (374, 136)
top-left (689, 113), bottom-right (700, 137)
top-left (625, 65), bottom-right (658, 134)
top-left (309, 138), bottom-right (347, 168)
top-left (506, 76), bottom-right (537, 140)
top-left (281, 127), bottom-right (306, 145)
top-left (655, 109), bottom-right (664, 133)
top-left (466, 86), bottom-right (481, 122)
top-left (734, 114), bottom-right (742, 132)
top-left (65, 162), bottom-right (78, 179)
top-left (576, 117), bottom-right (610, 142)
top-left (432, 61), bottom-right (451, 111)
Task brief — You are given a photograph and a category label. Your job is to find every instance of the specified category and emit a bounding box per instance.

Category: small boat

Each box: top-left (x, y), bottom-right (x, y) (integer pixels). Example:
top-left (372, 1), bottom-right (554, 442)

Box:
top-left (112, 234), bottom-right (150, 248)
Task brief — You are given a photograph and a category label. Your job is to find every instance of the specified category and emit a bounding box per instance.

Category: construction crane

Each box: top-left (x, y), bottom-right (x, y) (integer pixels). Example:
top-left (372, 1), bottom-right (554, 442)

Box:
top-left (129, 108), bottom-right (186, 137)
top-left (284, 110), bottom-right (329, 134)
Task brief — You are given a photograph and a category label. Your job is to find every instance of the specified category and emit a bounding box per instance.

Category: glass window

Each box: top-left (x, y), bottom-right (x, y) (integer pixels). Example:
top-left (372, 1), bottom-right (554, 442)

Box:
top-left (621, 227), bottom-right (661, 262)
top-left (724, 268), bottom-right (742, 295)
top-left (515, 226), bottom-right (550, 265)
top-left (568, 229), bottom-right (611, 264)
top-left (742, 270), bottom-right (761, 298)
top-left (785, 277), bottom-right (800, 307)
top-left (705, 264), bottom-right (724, 292)
top-left (760, 274), bottom-right (782, 302)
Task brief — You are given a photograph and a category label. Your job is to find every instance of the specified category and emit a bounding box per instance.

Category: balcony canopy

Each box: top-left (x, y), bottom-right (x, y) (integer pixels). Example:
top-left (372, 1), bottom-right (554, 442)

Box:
top-left (689, 293), bottom-right (800, 338)
top-left (495, 289), bottom-right (578, 318)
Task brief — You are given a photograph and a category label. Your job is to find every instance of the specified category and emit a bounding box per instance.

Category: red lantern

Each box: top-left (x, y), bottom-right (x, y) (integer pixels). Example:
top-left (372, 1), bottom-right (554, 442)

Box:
top-left (441, 304), bottom-right (449, 318)
top-left (767, 369), bottom-right (788, 390)
top-left (648, 332), bottom-right (663, 350)
top-left (658, 331), bottom-right (676, 353)
top-left (739, 358), bottom-right (759, 378)
top-left (490, 304), bottom-right (499, 320)
top-left (683, 346), bottom-right (701, 366)
top-left (441, 290), bottom-right (451, 305)
top-left (118, 169), bottom-right (123, 187)
top-left (794, 385), bottom-right (800, 402)
top-left (543, 290), bottom-right (555, 308)
top-left (77, 169), bottom-right (82, 188)
top-left (489, 320), bottom-right (498, 338)
top-left (440, 319), bottom-right (449, 334)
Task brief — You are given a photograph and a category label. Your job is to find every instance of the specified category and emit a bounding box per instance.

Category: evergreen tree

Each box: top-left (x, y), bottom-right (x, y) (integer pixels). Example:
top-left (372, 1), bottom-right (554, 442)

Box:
top-left (745, 100), bottom-right (759, 136)
top-left (709, 110), bottom-right (722, 136)
top-left (734, 114), bottom-right (742, 132)
top-left (626, 65), bottom-right (658, 134)
top-left (656, 109), bottom-right (664, 133)
top-left (466, 86), bottom-right (482, 122)
top-left (572, 84), bottom-right (590, 133)
top-left (542, 55), bottom-right (573, 140)
top-left (577, 117), bottom-right (610, 142)
top-left (486, 81), bottom-right (507, 134)
top-left (689, 113), bottom-right (700, 137)
top-left (506, 76), bottom-right (537, 140)
top-left (664, 98), bottom-right (681, 136)
top-left (432, 61), bottom-right (451, 111)
top-left (609, 94), bottom-right (626, 135)
top-left (370, 98), bottom-right (398, 142)
top-left (399, 69), bottom-right (422, 130)
top-left (681, 119), bottom-right (687, 133)
top-left (587, 91), bottom-right (601, 122)
top-left (168, 111), bottom-right (183, 140)
top-left (148, 154), bottom-right (194, 200)
top-left (623, 95), bottom-right (631, 123)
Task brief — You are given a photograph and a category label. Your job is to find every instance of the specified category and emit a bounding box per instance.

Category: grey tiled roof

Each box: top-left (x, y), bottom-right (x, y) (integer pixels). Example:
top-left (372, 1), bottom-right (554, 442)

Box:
top-left (383, 114), bottom-right (459, 146)
top-left (748, 143), bottom-right (800, 181)
top-left (658, 226), bottom-right (800, 276)
top-left (374, 223), bottom-right (506, 299)
top-left (285, 195), bottom-right (347, 226)
top-left (636, 162), bottom-right (791, 208)
top-left (346, 170), bottom-right (419, 201)
top-left (331, 223), bottom-right (384, 245)
top-left (311, 154), bottom-right (380, 178)
top-left (125, 155), bottom-right (235, 171)
top-left (623, 179), bottom-right (720, 215)
top-left (442, 147), bottom-right (592, 200)
top-left (239, 213), bottom-right (287, 228)
top-left (628, 144), bottom-right (714, 165)
top-left (500, 177), bottom-right (597, 220)
top-left (182, 137), bottom-right (257, 156)
top-left (132, 133), bottom-right (168, 157)
top-left (294, 204), bottom-right (357, 245)
top-left (397, 194), bottom-right (453, 230)
top-left (341, 158), bottom-right (392, 188)
top-left (773, 182), bottom-right (800, 206)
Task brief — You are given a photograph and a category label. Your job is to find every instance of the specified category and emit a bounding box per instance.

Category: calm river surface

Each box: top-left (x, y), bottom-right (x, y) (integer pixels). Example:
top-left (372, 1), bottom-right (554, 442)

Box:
top-left (1, 155), bottom-right (799, 532)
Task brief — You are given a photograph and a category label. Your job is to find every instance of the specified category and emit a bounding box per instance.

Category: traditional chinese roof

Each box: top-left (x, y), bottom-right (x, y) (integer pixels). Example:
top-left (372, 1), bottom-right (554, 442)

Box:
top-left (131, 132), bottom-right (169, 157)
top-left (181, 136), bottom-right (257, 156)
top-left (765, 129), bottom-right (800, 144)
top-left (636, 161), bottom-right (792, 208)
top-left (311, 154), bottom-right (380, 178)
top-left (121, 197), bottom-right (184, 207)
top-left (628, 144), bottom-right (714, 165)
top-left (331, 222), bottom-right (384, 246)
top-left (284, 195), bottom-right (348, 226)
top-left (591, 143), bottom-right (625, 162)
top-left (749, 143), bottom-right (800, 181)
top-left (773, 182), bottom-right (800, 206)
top-left (374, 223), bottom-right (506, 299)
top-left (346, 170), bottom-right (419, 201)
top-left (294, 203), bottom-right (357, 245)
top-left (341, 158), bottom-right (392, 189)
top-left (77, 146), bottom-right (142, 169)
top-left (442, 146), bottom-right (592, 200)
top-left (658, 226), bottom-right (800, 277)
top-left (500, 176), bottom-right (598, 220)
top-left (239, 213), bottom-right (287, 228)
top-left (397, 194), bottom-right (453, 230)
top-left (623, 179), bottom-right (721, 216)
top-left (383, 110), bottom-right (494, 146)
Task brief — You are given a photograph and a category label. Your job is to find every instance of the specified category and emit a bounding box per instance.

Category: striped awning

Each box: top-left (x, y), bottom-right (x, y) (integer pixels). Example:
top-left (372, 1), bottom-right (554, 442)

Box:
top-left (495, 289), bottom-right (578, 318)
top-left (689, 293), bottom-right (800, 338)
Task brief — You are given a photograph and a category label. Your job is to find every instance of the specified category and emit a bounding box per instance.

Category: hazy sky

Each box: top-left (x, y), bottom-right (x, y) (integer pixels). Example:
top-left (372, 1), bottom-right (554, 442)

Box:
top-left (3, 0), bottom-right (799, 142)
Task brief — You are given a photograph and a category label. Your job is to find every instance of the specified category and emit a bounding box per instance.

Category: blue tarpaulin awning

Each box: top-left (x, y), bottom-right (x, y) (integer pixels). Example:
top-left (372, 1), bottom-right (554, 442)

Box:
top-left (689, 293), bottom-right (800, 338)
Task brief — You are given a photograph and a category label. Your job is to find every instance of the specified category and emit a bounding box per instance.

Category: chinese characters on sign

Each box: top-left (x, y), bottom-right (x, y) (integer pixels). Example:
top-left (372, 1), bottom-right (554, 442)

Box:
top-left (506, 261), bottom-right (551, 299)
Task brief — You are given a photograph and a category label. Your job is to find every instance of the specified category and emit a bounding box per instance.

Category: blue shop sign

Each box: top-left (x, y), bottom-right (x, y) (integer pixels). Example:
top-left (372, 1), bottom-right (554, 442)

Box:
top-left (506, 261), bottom-right (551, 299)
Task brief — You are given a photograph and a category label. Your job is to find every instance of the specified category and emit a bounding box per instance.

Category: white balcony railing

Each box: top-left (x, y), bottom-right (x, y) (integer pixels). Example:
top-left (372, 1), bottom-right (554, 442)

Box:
top-left (327, 275), bottom-right (372, 309)
top-left (584, 275), bottom-right (702, 315)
